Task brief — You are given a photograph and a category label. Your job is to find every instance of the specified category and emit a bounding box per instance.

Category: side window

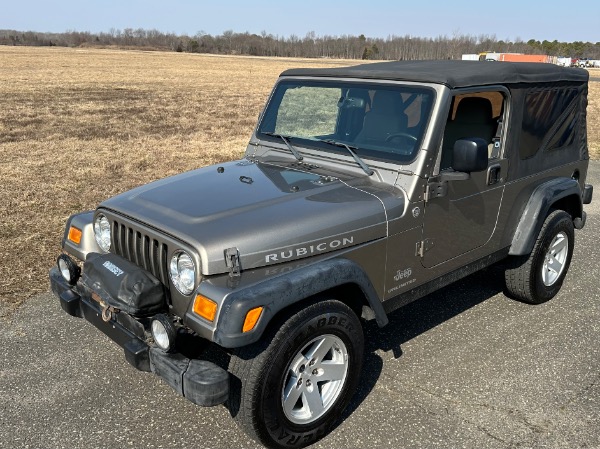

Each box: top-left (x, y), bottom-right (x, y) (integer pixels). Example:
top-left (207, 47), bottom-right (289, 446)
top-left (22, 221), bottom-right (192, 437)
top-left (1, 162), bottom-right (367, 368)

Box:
top-left (439, 91), bottom-right (505, 171)
top-left (519, 88), bottom-right (578, 159)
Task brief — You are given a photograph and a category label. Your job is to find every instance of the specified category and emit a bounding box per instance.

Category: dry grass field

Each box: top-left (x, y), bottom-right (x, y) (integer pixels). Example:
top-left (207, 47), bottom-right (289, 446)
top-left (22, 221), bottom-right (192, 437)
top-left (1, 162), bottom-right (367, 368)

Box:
top-left (0, 46), bottom-right (359, 314)
top-left (0, 46), bottom-right (598, 315)
top-left (588, 69), bottom-right (600, 158)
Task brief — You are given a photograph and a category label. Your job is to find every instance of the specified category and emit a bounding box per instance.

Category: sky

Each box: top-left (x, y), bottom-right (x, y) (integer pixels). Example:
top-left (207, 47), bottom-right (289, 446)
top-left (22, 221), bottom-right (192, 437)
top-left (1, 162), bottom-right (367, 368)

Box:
top-left (3, 0), bottom-right (599, 44)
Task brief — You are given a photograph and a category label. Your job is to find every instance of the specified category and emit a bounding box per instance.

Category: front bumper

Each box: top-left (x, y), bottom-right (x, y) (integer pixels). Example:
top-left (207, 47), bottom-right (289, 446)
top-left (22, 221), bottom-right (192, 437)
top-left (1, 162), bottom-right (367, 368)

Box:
top-left (50, 267), bottom-right (229, 407)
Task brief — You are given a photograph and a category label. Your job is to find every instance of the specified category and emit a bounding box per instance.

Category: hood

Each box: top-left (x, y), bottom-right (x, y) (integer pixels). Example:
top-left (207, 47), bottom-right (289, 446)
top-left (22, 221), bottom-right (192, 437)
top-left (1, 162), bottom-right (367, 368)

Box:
top-left (100, 159), bottom-right (398, 274)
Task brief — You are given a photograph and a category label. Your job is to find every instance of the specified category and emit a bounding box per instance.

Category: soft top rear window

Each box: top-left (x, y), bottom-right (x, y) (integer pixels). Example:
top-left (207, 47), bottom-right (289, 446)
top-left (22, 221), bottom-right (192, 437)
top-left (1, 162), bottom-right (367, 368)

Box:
top-left (519, 88), bottom-right (579, 159)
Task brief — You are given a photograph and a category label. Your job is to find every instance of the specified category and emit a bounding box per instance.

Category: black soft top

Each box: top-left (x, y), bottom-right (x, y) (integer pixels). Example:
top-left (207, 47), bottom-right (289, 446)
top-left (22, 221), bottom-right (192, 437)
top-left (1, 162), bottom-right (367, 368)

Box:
top-left (280, 60), bottom-right (589, 88)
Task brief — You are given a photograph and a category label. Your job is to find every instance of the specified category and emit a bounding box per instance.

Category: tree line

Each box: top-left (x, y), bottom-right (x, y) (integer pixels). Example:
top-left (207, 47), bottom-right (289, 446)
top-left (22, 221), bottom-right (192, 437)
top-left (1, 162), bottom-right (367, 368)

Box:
top-left (1, 28), bottom-right (599, 60)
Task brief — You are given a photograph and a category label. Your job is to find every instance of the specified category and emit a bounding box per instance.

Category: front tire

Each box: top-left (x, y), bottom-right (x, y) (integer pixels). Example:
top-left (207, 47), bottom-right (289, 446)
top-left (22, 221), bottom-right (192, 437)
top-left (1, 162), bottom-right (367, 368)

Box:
top-left (504, 210), bottom-right (574, 304)
top-left (228, 299), bottom-right (364, 449)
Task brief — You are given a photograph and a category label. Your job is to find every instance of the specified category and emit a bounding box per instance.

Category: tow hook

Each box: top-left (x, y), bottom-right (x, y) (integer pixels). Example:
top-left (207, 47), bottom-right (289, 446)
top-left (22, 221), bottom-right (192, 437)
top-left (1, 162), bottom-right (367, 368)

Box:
top-left (100, 300), bottom-right (120, 322)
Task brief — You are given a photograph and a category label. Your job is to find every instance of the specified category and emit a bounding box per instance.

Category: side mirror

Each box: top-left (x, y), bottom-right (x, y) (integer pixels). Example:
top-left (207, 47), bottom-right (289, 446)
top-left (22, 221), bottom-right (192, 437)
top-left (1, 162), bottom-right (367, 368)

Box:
top-left (453, 138), bottom-right (488, 173)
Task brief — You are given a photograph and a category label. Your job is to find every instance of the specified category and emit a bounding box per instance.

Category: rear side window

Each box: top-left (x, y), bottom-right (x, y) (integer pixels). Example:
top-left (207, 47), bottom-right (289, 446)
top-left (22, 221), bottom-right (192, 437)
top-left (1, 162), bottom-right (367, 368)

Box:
top-left (519, 88), bottom-right (579, 159)
top-left (545, 104), bottom-right (578, 152)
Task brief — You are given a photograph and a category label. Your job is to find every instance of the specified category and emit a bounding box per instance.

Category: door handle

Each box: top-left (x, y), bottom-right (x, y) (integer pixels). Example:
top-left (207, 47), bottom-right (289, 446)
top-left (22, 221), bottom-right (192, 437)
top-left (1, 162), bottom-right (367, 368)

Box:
top-left (487, 164), bottom-right (501, 185)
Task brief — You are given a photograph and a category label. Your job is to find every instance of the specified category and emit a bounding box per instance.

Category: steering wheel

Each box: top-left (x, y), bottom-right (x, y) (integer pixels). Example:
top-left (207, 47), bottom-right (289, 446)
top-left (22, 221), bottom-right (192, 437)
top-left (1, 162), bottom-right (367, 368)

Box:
top-left (385, 133), bottom-right (418, 142)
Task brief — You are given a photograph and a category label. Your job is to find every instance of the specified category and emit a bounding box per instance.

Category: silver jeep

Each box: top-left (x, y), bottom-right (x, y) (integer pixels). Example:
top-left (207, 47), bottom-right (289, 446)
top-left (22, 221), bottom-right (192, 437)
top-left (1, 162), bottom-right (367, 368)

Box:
top-left (50, 60), bottom-right (594, 448)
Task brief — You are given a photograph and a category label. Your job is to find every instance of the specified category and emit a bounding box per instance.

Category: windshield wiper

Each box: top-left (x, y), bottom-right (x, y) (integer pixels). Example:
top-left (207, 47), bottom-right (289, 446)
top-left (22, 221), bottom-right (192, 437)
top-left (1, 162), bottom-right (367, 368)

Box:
top-left (263, 132), bottom-right (303, 161)
top-left (320, 139), bottom-right (374, 176)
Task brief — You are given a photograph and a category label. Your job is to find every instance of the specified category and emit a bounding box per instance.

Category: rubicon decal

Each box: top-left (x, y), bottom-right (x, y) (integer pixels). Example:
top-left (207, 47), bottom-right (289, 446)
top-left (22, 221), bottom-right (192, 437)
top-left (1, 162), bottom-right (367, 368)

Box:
top-left (265, 236), bottom-right (354, 263)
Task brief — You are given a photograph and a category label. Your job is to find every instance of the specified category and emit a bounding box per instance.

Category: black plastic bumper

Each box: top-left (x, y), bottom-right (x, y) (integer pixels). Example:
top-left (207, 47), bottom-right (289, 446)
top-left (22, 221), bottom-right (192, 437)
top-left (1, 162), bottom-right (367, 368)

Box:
top-left (583, 184), bottom-right (593, 205)
top-left (50, 267), bottom-right (229, 407)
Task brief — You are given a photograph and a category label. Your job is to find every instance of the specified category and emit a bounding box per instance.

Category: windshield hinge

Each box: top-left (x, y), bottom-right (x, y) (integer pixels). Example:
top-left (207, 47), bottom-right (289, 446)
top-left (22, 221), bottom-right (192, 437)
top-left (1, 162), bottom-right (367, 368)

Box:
top-left (416, 239), bottom-right (434, 257)
top-left (224, 247), bottom-right (241, 277)
top-left (424, 171), bottom-right (470, 202)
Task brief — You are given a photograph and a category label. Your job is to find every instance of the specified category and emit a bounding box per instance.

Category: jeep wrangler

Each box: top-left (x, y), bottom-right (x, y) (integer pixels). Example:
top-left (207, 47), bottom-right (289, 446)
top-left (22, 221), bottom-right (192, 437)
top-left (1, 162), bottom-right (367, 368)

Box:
top-left (50, 60), bottom-right (593, 448)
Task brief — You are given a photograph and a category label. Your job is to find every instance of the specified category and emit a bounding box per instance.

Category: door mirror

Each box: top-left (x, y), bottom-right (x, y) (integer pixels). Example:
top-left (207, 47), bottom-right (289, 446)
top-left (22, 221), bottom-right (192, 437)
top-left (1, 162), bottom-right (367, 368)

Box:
top-left (453, 138), bottom-right (488, 173)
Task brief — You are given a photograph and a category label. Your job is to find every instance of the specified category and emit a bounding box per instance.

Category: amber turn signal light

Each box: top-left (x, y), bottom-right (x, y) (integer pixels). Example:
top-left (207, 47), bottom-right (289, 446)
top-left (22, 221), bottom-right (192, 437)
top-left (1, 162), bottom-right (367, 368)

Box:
top-left (193, 295), bottom-right (217, 322)
top-left (68, 226), bottom-right (82, 245)
top-left (242, 306), bottom-right (264, 333)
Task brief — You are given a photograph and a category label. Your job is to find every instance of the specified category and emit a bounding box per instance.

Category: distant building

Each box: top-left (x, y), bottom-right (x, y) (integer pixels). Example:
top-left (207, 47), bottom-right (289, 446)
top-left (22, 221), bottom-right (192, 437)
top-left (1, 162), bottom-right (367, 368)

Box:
top-left (461, 53), bottom-right (562, 65)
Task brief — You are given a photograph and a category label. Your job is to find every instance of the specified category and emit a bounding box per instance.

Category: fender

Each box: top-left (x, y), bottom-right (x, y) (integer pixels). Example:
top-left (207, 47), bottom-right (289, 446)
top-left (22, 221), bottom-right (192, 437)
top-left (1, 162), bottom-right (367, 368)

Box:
top-left (62, 211), bottom-right (103, 261)
top-left (213, 258), bottom-right (388, 348)
top-left (509, 178), bottom-right (583, 256)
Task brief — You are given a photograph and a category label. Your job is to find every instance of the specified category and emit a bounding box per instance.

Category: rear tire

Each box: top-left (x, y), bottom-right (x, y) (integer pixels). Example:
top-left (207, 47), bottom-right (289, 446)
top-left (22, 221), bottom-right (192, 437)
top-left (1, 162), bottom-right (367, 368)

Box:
top-left (228, 299), bottom-right (364, 449)
top-left (504, 210), bottom-right (574, 304)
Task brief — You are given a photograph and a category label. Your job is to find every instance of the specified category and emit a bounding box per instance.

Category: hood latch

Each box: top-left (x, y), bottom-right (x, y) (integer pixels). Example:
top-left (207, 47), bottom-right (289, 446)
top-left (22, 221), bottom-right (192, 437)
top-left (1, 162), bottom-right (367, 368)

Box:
top-left (224, 247), bottom-right (241, 277)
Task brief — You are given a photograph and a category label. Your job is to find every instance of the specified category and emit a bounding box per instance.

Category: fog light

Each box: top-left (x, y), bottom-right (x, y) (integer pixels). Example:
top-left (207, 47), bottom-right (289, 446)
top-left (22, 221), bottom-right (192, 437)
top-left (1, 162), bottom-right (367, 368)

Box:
top-left (57, 254), bottom-right (80, 285)
top-left (151, 314), bottom-right (177, 352)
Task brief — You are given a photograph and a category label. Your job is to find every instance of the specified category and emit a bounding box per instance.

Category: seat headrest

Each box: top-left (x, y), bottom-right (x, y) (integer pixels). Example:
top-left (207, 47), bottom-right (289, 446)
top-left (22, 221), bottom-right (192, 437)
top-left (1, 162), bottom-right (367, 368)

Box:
top-left (371, 92), bottom-right (402, 115)
top-left (454, 97), bottom-right (493, 123)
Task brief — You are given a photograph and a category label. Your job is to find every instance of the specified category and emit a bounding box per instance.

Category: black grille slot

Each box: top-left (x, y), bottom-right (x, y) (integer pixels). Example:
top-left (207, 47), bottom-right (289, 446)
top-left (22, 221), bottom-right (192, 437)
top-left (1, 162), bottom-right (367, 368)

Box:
top-left (112, 221), bottom-right (169, 285)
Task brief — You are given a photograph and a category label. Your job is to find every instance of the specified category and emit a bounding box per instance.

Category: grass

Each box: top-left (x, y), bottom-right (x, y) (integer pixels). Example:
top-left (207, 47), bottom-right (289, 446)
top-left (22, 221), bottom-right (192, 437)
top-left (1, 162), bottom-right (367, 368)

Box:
top-left (0, 47), bottom-right (598, 315)
top-left (274, 86), bottom-right (341, 137)
top-left (587, 70), bottom-right (600, 159)
top-left (0, 46), bottom-right (359, 315)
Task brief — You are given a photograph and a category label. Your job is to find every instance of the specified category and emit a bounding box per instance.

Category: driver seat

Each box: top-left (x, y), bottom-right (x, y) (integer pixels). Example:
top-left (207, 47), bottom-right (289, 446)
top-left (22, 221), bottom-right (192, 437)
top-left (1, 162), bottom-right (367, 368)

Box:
top-left (355, 92), bottom-right (407, 145)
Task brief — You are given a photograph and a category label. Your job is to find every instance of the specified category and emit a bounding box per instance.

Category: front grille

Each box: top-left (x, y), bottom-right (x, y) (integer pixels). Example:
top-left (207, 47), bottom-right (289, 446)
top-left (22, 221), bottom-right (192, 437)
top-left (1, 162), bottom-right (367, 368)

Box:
top-left (111, 220), bottom-right (169, 285)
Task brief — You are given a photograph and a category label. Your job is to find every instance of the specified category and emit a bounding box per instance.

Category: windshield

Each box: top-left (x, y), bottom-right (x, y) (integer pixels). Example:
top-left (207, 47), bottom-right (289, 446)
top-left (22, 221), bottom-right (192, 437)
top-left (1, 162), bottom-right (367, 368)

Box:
top-left (258, 79), bottom-right (434, 163)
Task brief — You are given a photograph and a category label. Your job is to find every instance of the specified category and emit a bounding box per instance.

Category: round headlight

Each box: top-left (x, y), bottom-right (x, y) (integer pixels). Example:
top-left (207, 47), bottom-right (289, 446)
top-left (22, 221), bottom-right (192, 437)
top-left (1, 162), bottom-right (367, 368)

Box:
top-left (169, 251), bottom-right (196, 295)
top-left (93, 214), bottom-right (111, 252)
